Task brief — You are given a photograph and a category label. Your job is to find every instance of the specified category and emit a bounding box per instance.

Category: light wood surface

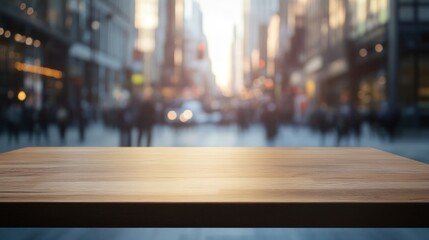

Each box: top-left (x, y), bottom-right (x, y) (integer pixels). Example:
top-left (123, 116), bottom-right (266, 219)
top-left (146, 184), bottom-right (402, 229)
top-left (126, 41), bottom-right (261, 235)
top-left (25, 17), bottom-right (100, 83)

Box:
top-left (1, 147), bottom-right (428, 227)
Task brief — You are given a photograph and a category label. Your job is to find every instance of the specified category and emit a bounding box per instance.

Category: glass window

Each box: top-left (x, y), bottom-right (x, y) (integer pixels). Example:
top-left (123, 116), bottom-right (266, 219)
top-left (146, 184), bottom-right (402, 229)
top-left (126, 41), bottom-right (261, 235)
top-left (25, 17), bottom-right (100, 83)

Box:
top-left (399, 6), bottom-right (414, 22)
top-left (398, 53), bottom-right (416, 107)
top-left (419, 54), bottom-right (429, 107)
top-left (418, 7), bottom-right (429, 21)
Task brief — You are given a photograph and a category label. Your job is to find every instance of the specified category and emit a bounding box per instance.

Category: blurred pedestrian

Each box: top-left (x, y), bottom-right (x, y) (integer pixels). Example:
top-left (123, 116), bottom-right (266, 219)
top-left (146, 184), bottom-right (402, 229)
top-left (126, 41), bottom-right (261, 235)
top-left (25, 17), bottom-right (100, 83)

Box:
top-left (119, 100), bottom-right (137, 146)
top-left (350, 107), bottom-right (362, 145)
top-left (237, 101), bottom-right (250, 132)
top-left (56, 104), bottom-right (70, 144)
top-left (261, 101), bottom-right (279, 145)
top-left (335, 93), bottom-right (352, 146)
top-left (5, 103), bottom-right (22, 144)
top-left (310, 101), bottom-right (332, 146)
top-left (77, 100), bottom-right (89, 142)
top-left (22, 106), bottom-right (36, 142)
top-left (378, 101), bottom-right (399, 142)
top-left (35, 106), bottom-right (50, 143)
top-left (137, 98), bottom-right (156, 147)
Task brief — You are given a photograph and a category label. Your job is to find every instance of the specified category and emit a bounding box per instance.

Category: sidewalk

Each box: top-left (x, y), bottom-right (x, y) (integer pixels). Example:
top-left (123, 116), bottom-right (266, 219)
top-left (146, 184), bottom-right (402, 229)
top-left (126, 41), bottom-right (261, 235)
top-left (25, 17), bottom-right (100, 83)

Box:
top-left (1, 122), bottom-right (428, 163)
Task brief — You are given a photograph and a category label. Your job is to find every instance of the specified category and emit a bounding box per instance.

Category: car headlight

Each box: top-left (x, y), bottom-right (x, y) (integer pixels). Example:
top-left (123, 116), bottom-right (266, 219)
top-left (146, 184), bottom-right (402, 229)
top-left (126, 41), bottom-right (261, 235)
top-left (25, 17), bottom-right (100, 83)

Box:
top-left (179, 109), bottom-right (193, 122)
top-left (167, 110), bottom-right (177, 120)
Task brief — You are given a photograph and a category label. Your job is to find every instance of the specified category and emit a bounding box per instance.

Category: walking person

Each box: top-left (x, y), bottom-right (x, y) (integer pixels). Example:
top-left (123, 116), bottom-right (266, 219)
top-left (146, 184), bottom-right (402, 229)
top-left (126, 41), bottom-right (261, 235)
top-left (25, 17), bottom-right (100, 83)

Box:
top-left (261, 100), bottom-right (279, 146)
top-left (56, 104), bottom-right (70, 144)
top-left (335, 93), bottom-right (352, 146)
top-left (137, 98), bottom-right (156, 147)
top-left (6, 103), bottom-right (22, 144)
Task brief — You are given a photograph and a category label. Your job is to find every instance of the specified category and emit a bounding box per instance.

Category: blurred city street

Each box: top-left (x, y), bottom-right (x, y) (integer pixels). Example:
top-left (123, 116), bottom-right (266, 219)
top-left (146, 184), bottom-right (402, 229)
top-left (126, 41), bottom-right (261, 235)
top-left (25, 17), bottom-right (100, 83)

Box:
top-left (1, 122), bottom-right (429, 163)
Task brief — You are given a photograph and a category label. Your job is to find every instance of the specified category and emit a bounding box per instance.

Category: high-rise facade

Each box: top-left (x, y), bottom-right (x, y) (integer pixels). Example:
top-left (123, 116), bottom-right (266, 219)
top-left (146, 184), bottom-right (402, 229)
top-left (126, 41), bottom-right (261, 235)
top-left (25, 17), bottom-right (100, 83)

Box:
top-left (243, 0), bottom-right (279, 87)
top-left (295, 0), bottom-right (429, 125)
top-left (0, 0), bottom-right (136, 113)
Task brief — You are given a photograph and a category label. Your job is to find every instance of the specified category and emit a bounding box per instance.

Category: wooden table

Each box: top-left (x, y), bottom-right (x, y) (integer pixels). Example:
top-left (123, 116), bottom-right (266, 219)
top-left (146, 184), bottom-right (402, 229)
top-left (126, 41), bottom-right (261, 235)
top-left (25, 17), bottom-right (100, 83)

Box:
top-left (1, 147), bottom-right (428, 227)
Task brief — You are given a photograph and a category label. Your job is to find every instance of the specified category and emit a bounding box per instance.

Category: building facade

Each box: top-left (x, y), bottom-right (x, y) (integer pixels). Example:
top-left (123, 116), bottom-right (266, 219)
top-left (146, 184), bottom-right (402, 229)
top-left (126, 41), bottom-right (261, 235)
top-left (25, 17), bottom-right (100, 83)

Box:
top-left (243, 0), bottom-right (279, 88)
top-left (293, 0), bottom-right (429, 125)
top-left (155, 0), bottom-right (216, 101)
top-left (0, 0), bottom-right (135, 115)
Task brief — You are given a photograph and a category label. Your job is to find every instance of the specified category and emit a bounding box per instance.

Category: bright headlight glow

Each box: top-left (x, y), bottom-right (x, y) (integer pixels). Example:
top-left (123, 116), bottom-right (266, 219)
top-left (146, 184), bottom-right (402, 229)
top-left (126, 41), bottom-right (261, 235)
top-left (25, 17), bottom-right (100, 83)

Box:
top-left (167, 110), bottom-right (177, 120)
top-left (179, 109), bottom-right (193, 123)
top-left (179, 114), bottom-right (188, 122)
top-left (183, 109), bottom-right (193, 120)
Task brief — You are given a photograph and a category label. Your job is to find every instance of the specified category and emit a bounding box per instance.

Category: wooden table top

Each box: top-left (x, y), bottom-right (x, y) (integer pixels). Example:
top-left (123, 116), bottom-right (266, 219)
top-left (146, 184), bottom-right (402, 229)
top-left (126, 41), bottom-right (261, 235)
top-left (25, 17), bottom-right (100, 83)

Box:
top-left (1, 147), bottom-right (428, 227)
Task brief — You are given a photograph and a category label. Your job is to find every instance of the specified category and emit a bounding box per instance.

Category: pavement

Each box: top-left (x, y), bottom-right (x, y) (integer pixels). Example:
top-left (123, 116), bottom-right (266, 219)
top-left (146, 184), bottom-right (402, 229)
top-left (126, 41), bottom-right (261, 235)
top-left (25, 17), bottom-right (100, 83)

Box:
top-left (1, 122), bottom-right (429, 163)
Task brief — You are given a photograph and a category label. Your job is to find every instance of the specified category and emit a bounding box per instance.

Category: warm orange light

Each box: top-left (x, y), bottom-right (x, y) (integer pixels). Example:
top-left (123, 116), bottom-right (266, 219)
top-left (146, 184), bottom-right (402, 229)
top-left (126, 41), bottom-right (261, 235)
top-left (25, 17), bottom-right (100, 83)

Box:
top-left (17, 90), bottom-right (26, 101)
top-left (167, 111), bottom-right (177, 120)
top-left (359, 48), bottom-right (368, 57)
top-left (25, 37), bottom-right (33, 46)
top-left (259, 59), bottom-right (266, 69)
top-left (33, 39), bottom-right (41, 48)
top-left (375, 43), bottom-right (383, 53)
top-left (26, 7), bottom-right (34, 15)
top-left (15, 62), bottom-right (63, 79)
top-left (264, 79), bottom-right (274, 90)
top-left (14, 33), bottom-right (22, 42)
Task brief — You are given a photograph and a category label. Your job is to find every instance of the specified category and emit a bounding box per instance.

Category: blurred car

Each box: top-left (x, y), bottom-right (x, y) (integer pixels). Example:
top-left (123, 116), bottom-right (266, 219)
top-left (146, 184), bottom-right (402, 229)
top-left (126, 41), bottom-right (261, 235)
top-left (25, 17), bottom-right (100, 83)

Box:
top-left (164, 100), bottom-right (221, 125)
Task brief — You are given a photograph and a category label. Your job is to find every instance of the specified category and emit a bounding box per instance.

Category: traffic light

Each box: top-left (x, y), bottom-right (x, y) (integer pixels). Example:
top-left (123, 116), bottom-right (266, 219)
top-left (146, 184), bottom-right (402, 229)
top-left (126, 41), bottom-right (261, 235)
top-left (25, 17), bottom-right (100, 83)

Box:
top-left (197, 43), bottom-right (205, 59)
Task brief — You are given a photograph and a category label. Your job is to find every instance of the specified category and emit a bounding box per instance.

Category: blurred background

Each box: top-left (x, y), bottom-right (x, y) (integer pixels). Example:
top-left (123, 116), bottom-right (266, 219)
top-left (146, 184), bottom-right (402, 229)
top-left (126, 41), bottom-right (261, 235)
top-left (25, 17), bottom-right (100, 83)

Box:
top-left (1, 0), bottom-right (429, 163)
top-left (1, 0), bottom-right (429, 238)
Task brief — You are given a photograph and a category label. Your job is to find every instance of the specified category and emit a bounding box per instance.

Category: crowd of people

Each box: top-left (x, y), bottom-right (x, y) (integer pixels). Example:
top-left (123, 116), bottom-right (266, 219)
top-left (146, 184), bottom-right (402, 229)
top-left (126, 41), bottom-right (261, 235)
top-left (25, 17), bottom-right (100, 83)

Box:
top-left (308, 100), bottom-right (400, 146)
top-left (1, 95), bottom-right (401, 147)
top-left (1, 101), bottom-right (90, 145)
top-left (115, 96), bottom-right (156, 147)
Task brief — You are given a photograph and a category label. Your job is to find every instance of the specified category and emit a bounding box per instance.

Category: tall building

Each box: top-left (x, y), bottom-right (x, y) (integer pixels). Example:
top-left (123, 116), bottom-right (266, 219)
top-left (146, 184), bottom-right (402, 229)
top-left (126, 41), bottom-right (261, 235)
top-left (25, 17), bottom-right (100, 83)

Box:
top-left (183, 0), bottom-right (215, 98)
top-left (155, 0), bottom-right (215, 100)
top-left (156, 0), bottom-right (185, 98)
top-left (243, 0), bottom-right (279, 87)
top-left (388, 0), bottom-right (429, 124)
top-left (68, 0), bottom-right (136, 110)
top-left (0, 0), bottom-right (136, 113)
top-left (298, 0), bottom-right (429, 125)
top-left (230, 25), bottom-right (244, 96)
top-left (0, 1), bottom-right (70, 110)
top-left (135, 0), bottom-right (158, 85)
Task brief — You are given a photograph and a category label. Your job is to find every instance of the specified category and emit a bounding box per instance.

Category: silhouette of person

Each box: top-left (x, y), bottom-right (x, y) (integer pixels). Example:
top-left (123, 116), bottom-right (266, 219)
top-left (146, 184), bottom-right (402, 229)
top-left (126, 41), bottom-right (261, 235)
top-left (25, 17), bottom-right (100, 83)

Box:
top-left (261, 101), bottom-right (279, 146)
top-left (137, 98), bottom-right (156, 147)
top-left (56, 104), bottom-right (69, 144)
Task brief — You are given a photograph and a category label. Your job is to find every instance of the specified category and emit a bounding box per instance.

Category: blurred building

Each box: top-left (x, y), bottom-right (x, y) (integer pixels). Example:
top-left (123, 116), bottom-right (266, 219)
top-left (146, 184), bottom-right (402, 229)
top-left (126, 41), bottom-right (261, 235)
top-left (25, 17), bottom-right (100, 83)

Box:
top-left (0, 0), bottom-right (70, 110)
top-left (243, 0), bottom-right (279, 88)
top-left (391, 0), bottom-right (429, 125)
top-left (230, 25), bottom-right (244, 96)
top-left (68, 0), bottom-right (135, 111)
top-left (155, 0), bottom-right (216, 101)
top-left (281, 0), bottom-right (429, 126)
top-left (135, 0), bottom-right (158, 87)
top-left (183, 0), bottom-right (215, 98)
top-left (155, 0), bottom-right (185, 101)
top-left (0, 0), bottom-right (135, 113)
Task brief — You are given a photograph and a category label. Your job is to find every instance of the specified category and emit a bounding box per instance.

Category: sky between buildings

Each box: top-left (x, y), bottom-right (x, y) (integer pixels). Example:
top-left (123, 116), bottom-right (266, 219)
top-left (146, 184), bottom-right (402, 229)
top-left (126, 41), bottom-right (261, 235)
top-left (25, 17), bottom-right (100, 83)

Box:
top-left (198, 0), bottom-right (243, 92)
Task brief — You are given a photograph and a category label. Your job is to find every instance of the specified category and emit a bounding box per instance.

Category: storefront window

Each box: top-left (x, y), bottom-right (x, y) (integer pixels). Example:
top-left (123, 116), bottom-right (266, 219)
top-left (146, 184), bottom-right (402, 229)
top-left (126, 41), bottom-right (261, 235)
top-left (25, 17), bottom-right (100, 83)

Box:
top-left (418, 54), bottom-right (429, 107)
top-left (418, 7), bottom-right (429, 21)
top-left (399, 6), bottom-right (414, 22)
top-left (398, 54), bottom-right (416, 107)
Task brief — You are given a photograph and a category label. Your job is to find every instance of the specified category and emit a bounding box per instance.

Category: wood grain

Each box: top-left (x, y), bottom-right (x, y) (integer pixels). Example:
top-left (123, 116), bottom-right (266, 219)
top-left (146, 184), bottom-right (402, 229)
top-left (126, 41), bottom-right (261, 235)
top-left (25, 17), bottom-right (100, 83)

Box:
top-left (0, 147), bottom-right (428, 227)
